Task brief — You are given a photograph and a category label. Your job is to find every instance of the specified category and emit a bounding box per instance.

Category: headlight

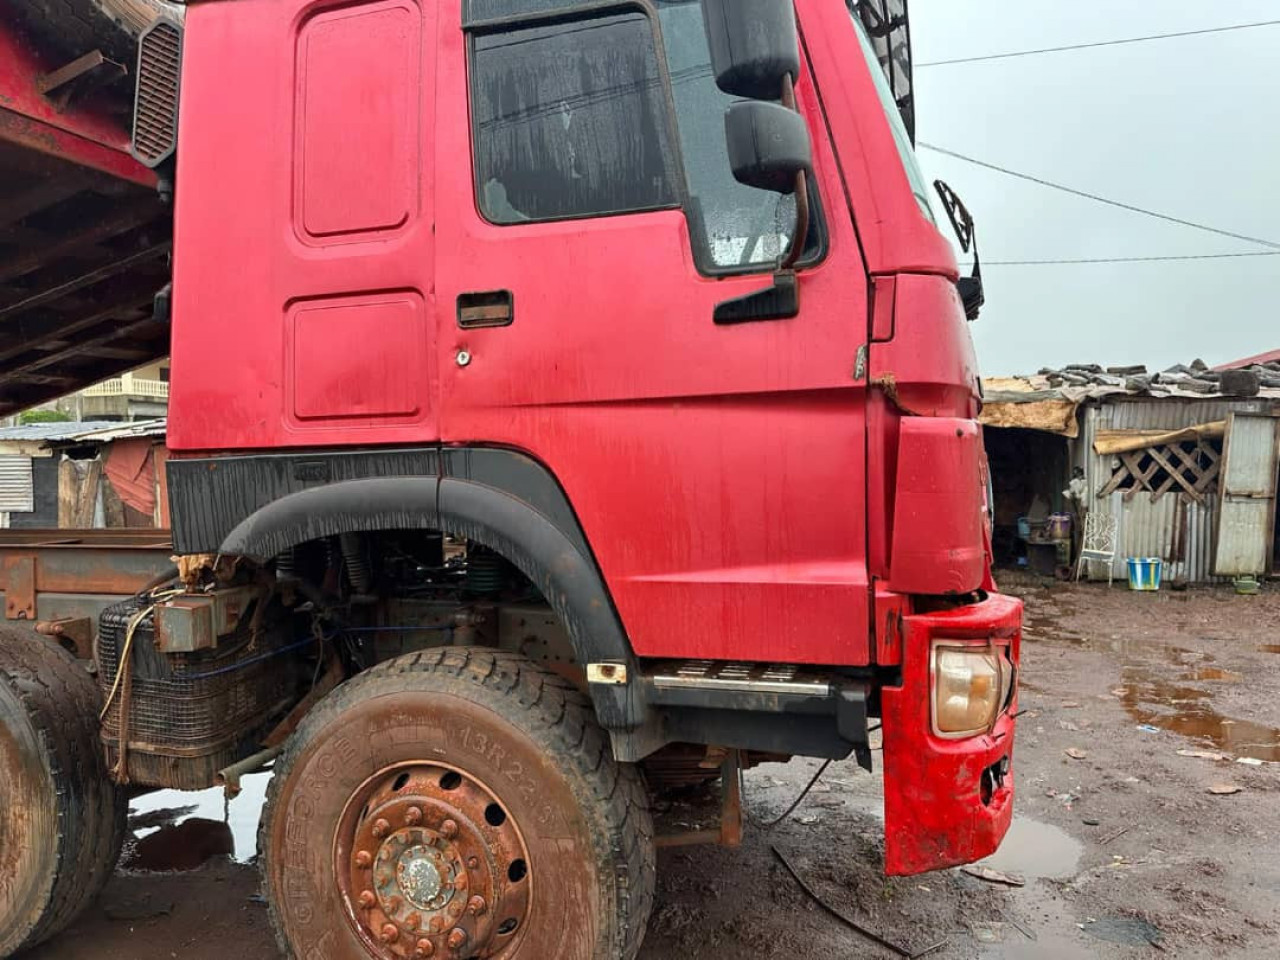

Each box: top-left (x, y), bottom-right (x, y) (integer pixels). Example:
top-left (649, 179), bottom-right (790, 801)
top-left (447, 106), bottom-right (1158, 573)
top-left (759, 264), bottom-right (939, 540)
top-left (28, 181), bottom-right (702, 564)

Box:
top-left (931, 643), bottom-right (1014, 738)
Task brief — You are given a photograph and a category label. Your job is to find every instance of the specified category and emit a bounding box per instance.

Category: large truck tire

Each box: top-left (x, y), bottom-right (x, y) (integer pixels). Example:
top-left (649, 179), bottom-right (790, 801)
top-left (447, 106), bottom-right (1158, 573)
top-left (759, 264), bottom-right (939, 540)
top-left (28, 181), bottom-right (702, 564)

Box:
top-left (2, 0), bottom-right (173, 64)
top-left (0, 630), bottom-right (127, 956)
top-left (261, 647), bottom-right (655, 960)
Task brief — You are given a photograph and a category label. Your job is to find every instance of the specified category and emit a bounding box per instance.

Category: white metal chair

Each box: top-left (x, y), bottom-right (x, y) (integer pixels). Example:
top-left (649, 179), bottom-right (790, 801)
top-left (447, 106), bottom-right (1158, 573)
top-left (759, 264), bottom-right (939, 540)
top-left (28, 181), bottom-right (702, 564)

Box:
top-left (1075, 511), bottom-right (1119, 586)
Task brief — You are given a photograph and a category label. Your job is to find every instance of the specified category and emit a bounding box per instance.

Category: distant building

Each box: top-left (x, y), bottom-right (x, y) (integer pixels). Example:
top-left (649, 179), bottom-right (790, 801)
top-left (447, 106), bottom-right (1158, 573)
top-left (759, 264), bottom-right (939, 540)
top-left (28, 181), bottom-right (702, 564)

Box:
top-left (8, 360), bottom-right (170, 426)
top-left (981, 359), bottom-right (1280, 584)
top-left (0, 419), bottom-right (168, 529)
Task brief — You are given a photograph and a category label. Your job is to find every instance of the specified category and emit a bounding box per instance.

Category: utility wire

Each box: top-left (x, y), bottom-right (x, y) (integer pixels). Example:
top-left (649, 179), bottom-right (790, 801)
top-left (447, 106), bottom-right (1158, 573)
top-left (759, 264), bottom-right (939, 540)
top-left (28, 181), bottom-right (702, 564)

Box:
top-left (918, 142), bottom-right (1280, 250)
top-left (987, 251), bottom-right (1280, 266)
top-left (917, 19), bottom-right (1280, 67)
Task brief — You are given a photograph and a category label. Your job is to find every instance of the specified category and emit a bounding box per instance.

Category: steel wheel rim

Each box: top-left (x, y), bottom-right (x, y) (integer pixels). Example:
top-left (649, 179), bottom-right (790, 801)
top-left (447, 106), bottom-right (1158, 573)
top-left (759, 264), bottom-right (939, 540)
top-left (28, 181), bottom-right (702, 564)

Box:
top-left (334, 761), bottom-right (532, 958)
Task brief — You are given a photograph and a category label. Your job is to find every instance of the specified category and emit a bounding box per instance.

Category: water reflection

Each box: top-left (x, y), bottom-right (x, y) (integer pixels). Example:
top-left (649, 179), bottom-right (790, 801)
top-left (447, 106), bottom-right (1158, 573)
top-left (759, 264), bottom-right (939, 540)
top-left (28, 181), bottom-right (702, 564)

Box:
top-left (125, 771), bottom-right (272, 870)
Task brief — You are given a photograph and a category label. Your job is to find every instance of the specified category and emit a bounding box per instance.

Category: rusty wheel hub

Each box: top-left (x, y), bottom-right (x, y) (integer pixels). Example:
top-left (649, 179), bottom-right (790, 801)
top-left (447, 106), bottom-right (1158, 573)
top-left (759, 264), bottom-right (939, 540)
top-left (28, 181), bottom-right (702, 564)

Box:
top-left (336, 763), bottom-right (531, 958)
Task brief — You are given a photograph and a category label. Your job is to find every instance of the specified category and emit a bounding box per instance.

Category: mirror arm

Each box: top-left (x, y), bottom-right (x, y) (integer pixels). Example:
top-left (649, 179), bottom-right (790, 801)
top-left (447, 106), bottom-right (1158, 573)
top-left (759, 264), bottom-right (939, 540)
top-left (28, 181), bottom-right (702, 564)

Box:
top-left (779, 72), bottom-right (809, 271)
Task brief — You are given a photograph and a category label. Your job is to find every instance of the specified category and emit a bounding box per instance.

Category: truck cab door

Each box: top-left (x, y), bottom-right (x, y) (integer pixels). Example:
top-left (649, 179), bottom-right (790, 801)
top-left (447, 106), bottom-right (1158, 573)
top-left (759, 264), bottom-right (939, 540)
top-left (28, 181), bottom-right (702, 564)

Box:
top-left (434, 0), bottom-right (872, 667)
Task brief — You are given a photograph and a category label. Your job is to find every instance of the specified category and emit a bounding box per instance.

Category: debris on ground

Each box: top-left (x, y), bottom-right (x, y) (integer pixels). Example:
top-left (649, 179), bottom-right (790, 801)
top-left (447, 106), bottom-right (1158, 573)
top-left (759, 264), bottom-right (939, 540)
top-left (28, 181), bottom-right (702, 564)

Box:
top-left (1098, 826), bottom-right (1132, 845)
top-left (960, 866), bottom-right (1026, 887)
top-left (1177, 749), bottom-right (1228, 761)
top-left (1080, 916), bottom-right (1165, 949)
top-left (1208, 783), bottom-right (1243, 795)
top-left (1064, 747), bottom-right (1088, 760)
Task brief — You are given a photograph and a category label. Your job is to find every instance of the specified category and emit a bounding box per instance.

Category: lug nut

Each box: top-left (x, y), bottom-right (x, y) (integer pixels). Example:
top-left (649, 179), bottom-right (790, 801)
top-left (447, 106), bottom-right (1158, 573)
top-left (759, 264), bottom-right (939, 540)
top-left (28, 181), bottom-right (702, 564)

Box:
top-left (406, 912), bottom-right (421, 930)
top-left (467, 896), bottom-right (487, 917)
top-left (355, 850), bottom-right (373, 868)
top-left (440, 819), bottom-right (458, 839)
top-left (447, 929), bottom-right (467, 950)
top-left (428, 916), bottom-right (445, 933)
top-left (380, 923), bottom-right (400, 943)
top-left (415, 939), bottom-right (435, 958)
top-left (372, 818), bottom-right (391, 838)
top-left (406, 806), bottom-right (424, 825)
top-left (448, 903), bottom-right (463, 919)
top-left (466, 856), bottom-right (479, 869)
top-left (358, 890), bottom-right (377, 909)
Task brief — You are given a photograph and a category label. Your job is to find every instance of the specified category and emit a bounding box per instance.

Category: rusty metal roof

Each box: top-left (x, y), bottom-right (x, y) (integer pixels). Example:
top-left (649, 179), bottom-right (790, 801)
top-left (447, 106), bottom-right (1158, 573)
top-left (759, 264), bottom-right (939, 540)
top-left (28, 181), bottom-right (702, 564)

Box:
top-left (0, 417), bottom-right (164, 444)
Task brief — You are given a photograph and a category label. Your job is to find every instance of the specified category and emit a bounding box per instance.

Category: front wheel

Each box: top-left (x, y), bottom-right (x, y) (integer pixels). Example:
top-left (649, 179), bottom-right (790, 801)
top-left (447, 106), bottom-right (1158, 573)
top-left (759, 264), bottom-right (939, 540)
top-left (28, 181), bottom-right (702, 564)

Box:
top-left (260, 647), bottom-right (654, 960)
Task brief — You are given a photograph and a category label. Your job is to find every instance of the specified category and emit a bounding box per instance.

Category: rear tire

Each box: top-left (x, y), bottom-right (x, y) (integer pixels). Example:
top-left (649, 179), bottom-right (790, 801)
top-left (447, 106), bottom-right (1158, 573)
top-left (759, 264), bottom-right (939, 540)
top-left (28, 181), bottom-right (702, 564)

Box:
top-left (2, 0), bottom-right (174, 63)
top-left (261, 646), bottom-right (655, 960)
top-left (0, 630), bottom-right (126, 956)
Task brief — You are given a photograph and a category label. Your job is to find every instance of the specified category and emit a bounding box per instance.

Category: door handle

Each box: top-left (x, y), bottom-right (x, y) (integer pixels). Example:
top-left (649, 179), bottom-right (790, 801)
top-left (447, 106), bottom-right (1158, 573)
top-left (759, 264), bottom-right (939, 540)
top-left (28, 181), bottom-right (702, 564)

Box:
top-left (457, 290), bottom-right (513, 328)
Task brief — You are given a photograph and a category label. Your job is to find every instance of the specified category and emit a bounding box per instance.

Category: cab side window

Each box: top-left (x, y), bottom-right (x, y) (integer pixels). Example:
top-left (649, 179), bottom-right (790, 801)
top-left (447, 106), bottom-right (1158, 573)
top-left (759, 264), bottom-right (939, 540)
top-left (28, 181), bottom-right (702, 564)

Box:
top-left (469, 11), bottom-right (680, 224)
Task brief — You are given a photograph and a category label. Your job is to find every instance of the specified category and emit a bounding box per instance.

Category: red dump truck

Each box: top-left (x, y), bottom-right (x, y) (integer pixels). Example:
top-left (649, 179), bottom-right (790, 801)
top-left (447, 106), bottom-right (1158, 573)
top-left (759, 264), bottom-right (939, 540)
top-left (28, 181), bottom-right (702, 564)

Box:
top-left (0, 2), bottom-right (1021, 958)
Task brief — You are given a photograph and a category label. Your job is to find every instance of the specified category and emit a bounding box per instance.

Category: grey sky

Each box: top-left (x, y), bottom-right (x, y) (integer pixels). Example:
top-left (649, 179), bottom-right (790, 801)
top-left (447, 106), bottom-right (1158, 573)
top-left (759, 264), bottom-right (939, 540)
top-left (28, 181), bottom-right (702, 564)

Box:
top-left (909, 0), bottom-right (1280, 375)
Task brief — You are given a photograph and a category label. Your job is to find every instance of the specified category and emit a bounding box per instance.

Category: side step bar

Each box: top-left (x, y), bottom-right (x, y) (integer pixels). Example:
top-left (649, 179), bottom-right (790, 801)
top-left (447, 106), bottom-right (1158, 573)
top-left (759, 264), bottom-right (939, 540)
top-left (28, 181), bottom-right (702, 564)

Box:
top-left (639, 659), bottom-right (873, 770)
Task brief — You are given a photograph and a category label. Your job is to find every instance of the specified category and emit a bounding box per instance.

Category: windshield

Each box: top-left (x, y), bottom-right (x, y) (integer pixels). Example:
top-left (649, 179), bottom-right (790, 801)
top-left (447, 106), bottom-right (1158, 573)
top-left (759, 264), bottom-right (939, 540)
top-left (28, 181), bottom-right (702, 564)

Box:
top-left (847, 3), bottom-right (935, 223)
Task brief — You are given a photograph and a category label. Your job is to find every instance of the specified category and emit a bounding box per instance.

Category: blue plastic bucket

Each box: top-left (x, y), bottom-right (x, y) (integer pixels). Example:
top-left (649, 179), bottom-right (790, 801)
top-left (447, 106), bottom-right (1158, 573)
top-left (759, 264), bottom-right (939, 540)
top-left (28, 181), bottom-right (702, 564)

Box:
top-left (1127, 557), bottom-right (1163, 591)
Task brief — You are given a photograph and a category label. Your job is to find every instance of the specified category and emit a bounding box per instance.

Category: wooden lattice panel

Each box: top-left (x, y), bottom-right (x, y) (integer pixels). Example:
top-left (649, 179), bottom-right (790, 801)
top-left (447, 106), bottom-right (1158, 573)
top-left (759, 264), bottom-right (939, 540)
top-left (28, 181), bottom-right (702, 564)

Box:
top-left (1097, 439), bottom-right (1222, 503)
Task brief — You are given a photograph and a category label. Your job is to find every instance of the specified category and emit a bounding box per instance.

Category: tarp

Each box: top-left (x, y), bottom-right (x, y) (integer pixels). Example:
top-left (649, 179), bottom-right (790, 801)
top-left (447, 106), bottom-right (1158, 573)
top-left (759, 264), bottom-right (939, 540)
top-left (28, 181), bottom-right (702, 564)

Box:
top-left (980, 399), bottom-right (1080, 438)
top-left (103, 438), bottom-right (156, 517)
top-left (1093, 421), bottom-right (1227, 456)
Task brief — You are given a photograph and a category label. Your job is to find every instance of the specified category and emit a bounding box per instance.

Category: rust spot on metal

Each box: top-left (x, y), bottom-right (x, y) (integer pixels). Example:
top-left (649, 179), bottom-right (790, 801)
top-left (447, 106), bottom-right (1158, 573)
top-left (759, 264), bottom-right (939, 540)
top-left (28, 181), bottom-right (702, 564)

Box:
top-left (654, 749), bottom-right (744, 849)
top-left (2, 555), bottom-right (36, 620)
top-left (34, 616), bottom-right (93, 659)
top-left (333, 763), bottom-right (531, 959)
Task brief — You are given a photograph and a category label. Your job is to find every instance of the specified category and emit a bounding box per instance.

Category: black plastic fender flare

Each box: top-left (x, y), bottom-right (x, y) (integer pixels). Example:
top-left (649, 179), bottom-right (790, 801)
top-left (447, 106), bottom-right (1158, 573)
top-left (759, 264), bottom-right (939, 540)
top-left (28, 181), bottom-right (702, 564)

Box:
top-left (192, 447), bottom-right (646, 730)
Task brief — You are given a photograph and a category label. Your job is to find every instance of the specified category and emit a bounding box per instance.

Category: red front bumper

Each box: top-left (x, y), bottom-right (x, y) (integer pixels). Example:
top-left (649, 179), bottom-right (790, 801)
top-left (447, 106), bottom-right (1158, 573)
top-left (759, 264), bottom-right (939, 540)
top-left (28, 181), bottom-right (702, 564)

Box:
top-left (880, 592), bottom-right (1022, 876)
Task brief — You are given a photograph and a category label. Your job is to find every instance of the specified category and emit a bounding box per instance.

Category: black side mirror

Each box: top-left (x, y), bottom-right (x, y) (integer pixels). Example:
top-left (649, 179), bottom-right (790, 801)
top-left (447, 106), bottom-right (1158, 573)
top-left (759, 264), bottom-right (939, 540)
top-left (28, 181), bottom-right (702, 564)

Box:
top-left (702, 0), bottom-right (813, 324)
top-left (702, 0), bottom-right (800, 100)
top-left (724, 101), bottom-right (812, 195)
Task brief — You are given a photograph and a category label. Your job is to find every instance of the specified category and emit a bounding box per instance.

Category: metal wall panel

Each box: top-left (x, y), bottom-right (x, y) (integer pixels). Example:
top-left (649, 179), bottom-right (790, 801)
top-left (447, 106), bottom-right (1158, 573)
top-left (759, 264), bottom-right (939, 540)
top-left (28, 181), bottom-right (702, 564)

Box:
top-left (0, 455), bottom-right (33, 513)
top-left (1213, 413), bottom-right (1280, 577)
top-left (1082, 398), bottom-right (1275, 583)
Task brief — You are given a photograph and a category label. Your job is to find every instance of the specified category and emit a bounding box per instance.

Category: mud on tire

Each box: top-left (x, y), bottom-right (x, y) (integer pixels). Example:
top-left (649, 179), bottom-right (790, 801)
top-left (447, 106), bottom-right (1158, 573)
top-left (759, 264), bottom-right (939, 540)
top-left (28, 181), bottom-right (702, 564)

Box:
top-left (0, 629), bottom-right (127, 956)
top-left (261, 646), bottom-right (655, 960)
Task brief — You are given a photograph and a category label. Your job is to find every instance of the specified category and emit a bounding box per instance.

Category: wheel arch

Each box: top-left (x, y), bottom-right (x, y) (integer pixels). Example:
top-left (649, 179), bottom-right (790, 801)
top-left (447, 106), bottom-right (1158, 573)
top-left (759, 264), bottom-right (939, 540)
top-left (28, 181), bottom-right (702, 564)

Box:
top-left (182, 446), bottom-right (646, 730)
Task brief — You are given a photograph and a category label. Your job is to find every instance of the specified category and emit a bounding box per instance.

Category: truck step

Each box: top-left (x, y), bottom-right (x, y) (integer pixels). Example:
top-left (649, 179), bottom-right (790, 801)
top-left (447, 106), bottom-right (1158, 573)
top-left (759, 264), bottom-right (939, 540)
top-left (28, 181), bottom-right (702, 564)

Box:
top-left (648, 660), bottom-right (835, 698)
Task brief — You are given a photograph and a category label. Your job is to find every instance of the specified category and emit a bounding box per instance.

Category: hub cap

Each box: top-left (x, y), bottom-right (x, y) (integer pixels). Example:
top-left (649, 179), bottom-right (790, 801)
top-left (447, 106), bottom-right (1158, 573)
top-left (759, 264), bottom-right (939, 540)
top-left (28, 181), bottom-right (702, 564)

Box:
top-left (336, 763), bottom-right (531, 958)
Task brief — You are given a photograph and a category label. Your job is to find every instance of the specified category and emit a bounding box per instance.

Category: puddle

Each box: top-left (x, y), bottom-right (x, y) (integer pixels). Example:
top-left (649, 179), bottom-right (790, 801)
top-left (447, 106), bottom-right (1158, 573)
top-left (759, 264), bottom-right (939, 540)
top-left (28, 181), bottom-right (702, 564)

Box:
top-left (976, 817), bottom-right (1083, 881)
top-left (1182, 666), bottom-right (1242, 682)
top-left (1120, 671), bottom-right (1280, 762)
top-left (1081, 916), bottom-right (1163, 948)
top-left (125, 771), bottom-right (272, 870)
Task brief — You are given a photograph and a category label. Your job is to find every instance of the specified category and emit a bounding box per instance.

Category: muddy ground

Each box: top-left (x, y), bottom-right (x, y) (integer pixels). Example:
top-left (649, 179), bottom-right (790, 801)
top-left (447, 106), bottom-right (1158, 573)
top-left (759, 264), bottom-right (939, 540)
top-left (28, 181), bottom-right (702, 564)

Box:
top-left (27, 577), bottom-right (1280, 959)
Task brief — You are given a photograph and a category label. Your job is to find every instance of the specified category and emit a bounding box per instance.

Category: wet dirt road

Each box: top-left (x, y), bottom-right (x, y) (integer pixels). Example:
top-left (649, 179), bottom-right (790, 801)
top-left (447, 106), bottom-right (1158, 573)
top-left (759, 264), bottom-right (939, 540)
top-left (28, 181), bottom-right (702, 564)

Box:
top-left (26, 579), bottom-right (1280, 959)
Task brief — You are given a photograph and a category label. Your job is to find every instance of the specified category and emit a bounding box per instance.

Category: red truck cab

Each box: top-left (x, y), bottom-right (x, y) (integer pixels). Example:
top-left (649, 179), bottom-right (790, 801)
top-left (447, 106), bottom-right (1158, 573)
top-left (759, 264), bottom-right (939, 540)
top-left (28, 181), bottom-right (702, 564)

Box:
top-left (161, 0), bottom-right (1019, 874)
top-left (0, 1), bottom-right (1031, 957)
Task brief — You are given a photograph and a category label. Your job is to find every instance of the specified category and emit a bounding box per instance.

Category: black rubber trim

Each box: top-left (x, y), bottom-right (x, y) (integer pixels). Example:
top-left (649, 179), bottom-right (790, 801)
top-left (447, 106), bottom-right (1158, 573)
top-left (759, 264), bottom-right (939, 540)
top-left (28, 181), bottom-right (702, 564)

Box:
top-left (438, 477), bottom-right (646, 730)
top-left (169, 448), bottom-right (440, 554)
top-left (220, 477), bottom-right (439, 562)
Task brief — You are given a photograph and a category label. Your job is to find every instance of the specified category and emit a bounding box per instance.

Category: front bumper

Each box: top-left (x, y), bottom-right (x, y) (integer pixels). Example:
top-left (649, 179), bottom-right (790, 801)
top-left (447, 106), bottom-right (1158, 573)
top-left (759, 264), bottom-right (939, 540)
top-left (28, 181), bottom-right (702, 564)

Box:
top-left (880, 592), bottom-right (1022, 876)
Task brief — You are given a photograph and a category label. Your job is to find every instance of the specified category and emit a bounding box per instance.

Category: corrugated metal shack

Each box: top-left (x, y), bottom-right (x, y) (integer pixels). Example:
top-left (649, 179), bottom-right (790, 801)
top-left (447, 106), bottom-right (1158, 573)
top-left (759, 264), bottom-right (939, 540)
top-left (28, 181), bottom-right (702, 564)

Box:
top-left (0, 419), bottom-right (169, 529)
top-left (982, 358), bottom-right (1280, 584)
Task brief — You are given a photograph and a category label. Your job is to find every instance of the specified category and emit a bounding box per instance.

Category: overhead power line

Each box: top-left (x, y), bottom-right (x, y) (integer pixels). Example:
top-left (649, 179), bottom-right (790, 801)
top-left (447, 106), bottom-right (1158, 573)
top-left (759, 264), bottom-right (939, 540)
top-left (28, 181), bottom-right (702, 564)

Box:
top-left (917, 19), bottom-right (1280, 67)
top-left (987, 251), bottom-right (1280, 267)
top-left (918, 142), bottom-right (1280, 250)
